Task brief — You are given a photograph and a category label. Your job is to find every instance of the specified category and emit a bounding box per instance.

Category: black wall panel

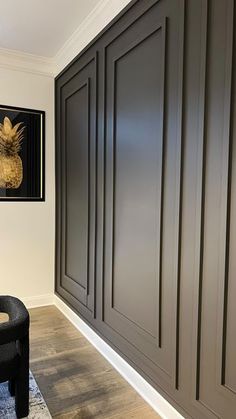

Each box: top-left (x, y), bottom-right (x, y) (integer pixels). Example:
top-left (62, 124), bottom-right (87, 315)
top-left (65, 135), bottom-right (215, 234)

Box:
top-left (56, 54), bottom-right (97, 318)
top-left (103, 0), bottom-right (184, 388)
top-left (55, 0), bottom-right (236, 417)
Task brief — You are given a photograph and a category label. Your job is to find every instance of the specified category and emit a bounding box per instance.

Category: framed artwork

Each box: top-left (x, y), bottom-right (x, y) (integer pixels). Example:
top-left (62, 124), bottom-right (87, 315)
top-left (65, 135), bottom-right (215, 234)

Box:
top-left (0, 105), bottom-right (45, 201)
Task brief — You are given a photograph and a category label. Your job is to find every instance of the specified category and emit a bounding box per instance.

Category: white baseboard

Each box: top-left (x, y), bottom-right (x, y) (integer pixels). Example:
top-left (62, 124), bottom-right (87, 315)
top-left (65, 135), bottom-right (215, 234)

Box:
top-left (21, 293), bottom-right (55, 309)
top-left (54, 295), bottom-right (184, 419)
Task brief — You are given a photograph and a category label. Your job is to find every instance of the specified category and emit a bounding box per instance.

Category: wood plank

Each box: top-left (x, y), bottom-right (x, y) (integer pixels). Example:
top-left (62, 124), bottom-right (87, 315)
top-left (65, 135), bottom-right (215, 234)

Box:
top-left (29, 306), bottom-right (160, 418)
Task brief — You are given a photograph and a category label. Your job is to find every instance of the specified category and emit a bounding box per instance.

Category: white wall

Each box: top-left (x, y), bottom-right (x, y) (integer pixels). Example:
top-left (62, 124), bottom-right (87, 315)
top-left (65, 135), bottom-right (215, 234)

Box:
top-left (0, 67), bottom-right (54, 301)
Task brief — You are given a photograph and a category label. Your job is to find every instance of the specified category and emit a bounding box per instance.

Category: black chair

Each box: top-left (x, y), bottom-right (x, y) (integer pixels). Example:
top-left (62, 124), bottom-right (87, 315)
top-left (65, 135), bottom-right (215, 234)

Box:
top-left (0, 296), bottom-right (30, 418)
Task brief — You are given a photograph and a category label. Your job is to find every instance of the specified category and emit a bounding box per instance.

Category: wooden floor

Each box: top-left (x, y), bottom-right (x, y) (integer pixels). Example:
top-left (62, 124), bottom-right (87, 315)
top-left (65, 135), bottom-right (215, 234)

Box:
top-left (29, 306), bottom-right (160, 418)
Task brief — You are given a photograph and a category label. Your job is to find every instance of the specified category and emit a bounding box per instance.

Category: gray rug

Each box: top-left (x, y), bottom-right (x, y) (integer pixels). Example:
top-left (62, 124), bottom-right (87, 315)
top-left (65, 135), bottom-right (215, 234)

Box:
top-left (0, 371), bottom-right (51, 418)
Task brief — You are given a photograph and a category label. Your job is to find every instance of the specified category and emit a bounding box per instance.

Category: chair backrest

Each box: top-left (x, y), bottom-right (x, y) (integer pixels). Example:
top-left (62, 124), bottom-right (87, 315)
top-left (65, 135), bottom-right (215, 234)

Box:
top-left (0, 296), bottom-right (29, 345)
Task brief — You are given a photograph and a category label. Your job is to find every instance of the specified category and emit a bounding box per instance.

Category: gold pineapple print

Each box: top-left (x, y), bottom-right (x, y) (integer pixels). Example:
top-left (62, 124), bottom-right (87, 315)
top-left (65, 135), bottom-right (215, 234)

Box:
top-left (0, 117), bottom-right (25, 189)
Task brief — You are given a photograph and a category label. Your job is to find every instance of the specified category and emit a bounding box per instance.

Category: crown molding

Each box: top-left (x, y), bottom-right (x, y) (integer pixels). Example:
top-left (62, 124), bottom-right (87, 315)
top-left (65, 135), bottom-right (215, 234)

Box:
top-left (0, 47), bottom-right (55, 77)
top-left (54, 0), bottom-right (132, 75)
top-left (0, 0), bottom-right (132, 77)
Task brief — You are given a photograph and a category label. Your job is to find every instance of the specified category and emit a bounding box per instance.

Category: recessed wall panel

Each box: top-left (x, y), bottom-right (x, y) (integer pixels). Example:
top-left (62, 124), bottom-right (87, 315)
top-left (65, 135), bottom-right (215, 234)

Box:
top-left (57, 56), bottom-right (97, 317)
top-left (112, 29), bottom-right (163, 337)
top-left (65, 84), bottom-right (89, 289)
top-left (103, 0), bottom-right (184, 380)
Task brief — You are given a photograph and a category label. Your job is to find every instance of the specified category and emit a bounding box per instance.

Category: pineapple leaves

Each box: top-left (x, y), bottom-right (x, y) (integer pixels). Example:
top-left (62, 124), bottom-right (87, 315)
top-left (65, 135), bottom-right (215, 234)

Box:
top-left (3, 117), bottom-right (12, 135)
top-left (0, 117), bottom-right (25, 156)
top-left (11, 122), bottom-right (23, 136)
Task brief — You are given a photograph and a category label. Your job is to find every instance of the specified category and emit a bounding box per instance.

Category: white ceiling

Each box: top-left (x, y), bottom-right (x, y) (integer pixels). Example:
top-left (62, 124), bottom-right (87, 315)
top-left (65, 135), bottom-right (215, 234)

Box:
top-left (0, 0), bottom-right (100, 57)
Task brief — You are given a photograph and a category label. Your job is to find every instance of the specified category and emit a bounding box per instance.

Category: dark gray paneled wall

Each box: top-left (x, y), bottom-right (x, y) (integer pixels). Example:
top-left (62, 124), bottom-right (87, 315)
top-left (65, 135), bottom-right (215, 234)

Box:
top-left (55, 0), bottom-right (236, 417)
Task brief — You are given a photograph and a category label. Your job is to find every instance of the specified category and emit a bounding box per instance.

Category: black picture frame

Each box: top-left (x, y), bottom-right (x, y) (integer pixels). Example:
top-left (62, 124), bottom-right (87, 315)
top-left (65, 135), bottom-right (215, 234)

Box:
top-left (0, 104), bottom-right (45, 201)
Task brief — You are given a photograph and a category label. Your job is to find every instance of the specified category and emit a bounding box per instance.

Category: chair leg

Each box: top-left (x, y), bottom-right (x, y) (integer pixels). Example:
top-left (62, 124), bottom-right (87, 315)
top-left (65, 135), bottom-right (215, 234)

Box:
top-left (15, 375), bottom-right (29, 418)
top-left (15, 334), bottom-right (29, 419)
top-left (8, 378), bottom-right (15, 396)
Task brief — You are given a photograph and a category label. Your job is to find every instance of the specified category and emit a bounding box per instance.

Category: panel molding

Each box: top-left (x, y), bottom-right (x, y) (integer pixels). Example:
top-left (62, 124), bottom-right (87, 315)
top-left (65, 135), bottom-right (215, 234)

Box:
top-left (58, 54), bottom-right (98, 319)
top-left (193, 0), bottom-right (209, 403)
top-left (217, 0), bottom-right (235, 394)
top-left (191, 2), bottom-right (220, 418)
top-left (59, 55), bottom-right (96, 90)
top-left (172, 0), bottom-right (185, 390)
top-left (64, 79), bottom-right (90, 292)
top-left (192, 0), bottom-right (236, 416)
top-left (55, 0), bottom-right (236, 417)
top-left (100, 0), bottom-right (169, 324)
top-left (103, 21), bottom-right (165, 357)
top-left (61, 80), bottom-right (89, 305)
top-left (110, 19), bottom-right (167, 346)
top-left (101, 0), bottom-right (186, 386)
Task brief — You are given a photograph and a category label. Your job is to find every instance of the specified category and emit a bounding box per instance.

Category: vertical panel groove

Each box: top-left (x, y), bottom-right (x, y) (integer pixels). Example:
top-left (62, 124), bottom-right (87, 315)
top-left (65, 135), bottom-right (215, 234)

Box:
top-left (102, 46), bottom-right (107, 321)
top-left (175, 0), bottom-right (186, 389)
top-left (59, 88), bottom-right (64, 289)
top-left (158, 18), bottom-right (167, 349)
top-left (220, 0), bottom-right (235, 387)
top-left (195, 0), bottom-right (209, 401)
top-left (111, 60), bottom-right (117, 309)
top-left (93, 51), bottom-right (99, 318)
top-left (87, 78), bottom-right (91, 299)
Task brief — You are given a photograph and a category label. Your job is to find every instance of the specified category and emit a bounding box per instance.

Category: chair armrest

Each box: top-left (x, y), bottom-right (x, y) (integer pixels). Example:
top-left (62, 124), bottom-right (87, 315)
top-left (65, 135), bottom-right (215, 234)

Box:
top-left (0, 296), bottom-right (29, 345)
